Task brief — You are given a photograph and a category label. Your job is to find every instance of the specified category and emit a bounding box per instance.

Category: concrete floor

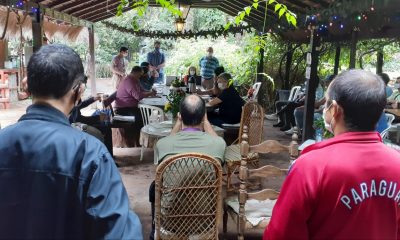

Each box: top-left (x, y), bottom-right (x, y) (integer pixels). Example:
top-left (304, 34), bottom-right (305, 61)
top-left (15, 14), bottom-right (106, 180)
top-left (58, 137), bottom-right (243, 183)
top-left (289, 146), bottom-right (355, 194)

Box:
top-left (0, 78), bottom-right (293, 239)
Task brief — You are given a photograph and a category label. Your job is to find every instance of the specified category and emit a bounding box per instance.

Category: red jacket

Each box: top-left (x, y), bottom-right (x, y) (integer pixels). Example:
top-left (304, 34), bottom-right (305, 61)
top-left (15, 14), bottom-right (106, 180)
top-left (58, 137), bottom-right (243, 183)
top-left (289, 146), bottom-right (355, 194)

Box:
top-left (264, 132), bottom-right (400, 240)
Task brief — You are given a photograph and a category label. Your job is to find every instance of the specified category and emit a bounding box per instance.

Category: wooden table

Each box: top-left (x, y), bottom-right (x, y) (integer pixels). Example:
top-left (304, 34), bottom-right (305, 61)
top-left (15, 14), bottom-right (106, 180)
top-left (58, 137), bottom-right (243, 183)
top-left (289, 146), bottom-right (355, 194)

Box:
top-left (385, 108), bottom-right (400, 117)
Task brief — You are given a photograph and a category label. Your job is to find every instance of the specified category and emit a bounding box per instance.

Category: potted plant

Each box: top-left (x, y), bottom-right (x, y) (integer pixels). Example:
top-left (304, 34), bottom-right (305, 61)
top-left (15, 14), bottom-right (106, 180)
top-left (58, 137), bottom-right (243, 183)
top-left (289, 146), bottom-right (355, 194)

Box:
top-left (164, 89), bottom-right (186, 124)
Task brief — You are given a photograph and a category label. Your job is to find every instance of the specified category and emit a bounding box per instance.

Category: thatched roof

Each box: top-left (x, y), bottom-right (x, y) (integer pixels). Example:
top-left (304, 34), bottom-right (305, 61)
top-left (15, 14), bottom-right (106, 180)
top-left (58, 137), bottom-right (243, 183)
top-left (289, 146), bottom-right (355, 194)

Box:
top-left (0, 6), bottom-right (88, 42)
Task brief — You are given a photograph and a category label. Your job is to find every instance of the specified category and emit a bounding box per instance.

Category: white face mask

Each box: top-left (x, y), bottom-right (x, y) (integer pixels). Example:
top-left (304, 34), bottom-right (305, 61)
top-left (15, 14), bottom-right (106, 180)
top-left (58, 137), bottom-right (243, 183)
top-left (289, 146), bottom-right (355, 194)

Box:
top-left (218, 83), bottom-right (226, 90)
top-left (189, 70), bottom-right (195, 76)
top-left (208, 52), bottom-right (213, 57)
top-left (322, 103), bottom-right (334, 134)
top-left (394, 83), bottom-right (400, 89)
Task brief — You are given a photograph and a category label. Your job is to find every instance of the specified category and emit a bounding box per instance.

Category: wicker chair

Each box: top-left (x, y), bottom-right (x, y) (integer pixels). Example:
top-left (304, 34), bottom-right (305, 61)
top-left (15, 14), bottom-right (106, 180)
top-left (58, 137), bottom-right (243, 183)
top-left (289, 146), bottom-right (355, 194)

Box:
top-left (155, 153), bottom-right (223, 240)
top-left (223, 126), bottom-right (299, 239)
top-left (224, 101), bottom-right (264, 191)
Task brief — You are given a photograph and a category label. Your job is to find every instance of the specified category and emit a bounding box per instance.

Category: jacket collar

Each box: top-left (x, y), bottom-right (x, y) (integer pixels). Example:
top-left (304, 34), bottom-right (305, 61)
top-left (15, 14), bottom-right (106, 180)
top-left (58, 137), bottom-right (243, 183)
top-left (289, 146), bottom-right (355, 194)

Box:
top-left (19, 103), bottom-right (71, 127)
top-left (302, 131), bottom-right (382, 155)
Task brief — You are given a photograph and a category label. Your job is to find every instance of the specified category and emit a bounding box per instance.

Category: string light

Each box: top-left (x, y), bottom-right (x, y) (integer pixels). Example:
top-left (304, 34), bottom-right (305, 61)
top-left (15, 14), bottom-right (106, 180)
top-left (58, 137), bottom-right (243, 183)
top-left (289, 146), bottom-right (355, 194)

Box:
top-left (340, 23), bottom-right (344, 29)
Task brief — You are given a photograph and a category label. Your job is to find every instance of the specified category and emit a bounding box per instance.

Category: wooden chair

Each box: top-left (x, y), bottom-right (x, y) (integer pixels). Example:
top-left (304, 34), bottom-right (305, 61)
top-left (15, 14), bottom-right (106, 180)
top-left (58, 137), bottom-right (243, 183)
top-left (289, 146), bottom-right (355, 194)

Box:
top-left (224, 101), bottom-right (264, 191)
top-left (223, 126), bottom-right (299, 239)
top-left (155, 153), bottom-right (223, 240)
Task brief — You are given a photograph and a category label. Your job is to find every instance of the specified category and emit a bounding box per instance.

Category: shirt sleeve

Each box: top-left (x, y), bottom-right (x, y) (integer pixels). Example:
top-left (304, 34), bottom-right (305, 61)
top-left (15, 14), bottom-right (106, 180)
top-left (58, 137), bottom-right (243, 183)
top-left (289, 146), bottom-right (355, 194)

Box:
top-left (263, 159), bottom-right (317, 240)
top-left (85, 152), bottom-right (143, 239)
top-left (218, 89), bottom-right (229, 103)
top-left (215, 58), bottom-right (219, 67)
top-left (147, 53), bottom-right (151, 65)
top-left (160, 53), bottom-right (165, 64)
top-left (129, 82), bottom-right (144, 101)
top-left (79, 97), bottom-right (96, 110)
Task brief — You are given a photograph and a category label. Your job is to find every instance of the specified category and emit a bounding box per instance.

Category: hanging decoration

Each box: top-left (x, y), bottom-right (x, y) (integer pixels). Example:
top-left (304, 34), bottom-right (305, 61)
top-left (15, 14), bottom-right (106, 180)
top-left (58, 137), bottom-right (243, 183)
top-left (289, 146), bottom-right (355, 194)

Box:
top-left (103, 21), bottom-right (253, 39)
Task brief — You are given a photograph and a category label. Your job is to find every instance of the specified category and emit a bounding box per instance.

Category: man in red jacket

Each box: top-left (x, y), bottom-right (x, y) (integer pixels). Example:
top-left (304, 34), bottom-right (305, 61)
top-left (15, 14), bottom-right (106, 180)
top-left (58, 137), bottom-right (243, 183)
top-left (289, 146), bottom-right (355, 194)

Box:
top-left (264, 69), bottom-right (400, 239)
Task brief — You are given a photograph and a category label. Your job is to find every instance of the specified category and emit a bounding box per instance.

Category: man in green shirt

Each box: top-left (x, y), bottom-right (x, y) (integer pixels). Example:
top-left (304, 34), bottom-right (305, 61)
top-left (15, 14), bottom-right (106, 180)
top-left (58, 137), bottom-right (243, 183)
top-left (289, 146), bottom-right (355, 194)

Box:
top-left (149, 95), bottom-right (226, 239)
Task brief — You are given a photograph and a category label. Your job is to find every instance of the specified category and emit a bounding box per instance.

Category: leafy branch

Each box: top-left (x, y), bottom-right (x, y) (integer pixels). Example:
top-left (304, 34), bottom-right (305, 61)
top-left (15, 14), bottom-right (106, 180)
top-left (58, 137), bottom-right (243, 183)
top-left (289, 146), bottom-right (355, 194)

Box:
top-left (224, 0), bottom-right (297, 30)
top-left (117, 0), bottom-right (181, 30)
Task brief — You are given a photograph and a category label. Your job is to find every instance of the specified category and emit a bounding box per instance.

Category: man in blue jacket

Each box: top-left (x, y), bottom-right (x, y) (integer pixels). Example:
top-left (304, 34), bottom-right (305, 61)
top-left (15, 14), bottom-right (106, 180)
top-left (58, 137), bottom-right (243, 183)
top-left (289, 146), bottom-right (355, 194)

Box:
top-left (0, 44), bottom-right (143, 239)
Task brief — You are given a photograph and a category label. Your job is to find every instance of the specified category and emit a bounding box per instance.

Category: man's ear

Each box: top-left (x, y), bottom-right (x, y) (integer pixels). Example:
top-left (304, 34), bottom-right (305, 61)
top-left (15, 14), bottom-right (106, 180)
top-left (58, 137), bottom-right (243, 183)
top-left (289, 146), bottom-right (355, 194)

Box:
top-left (331, 100), bottom-right (341, 118)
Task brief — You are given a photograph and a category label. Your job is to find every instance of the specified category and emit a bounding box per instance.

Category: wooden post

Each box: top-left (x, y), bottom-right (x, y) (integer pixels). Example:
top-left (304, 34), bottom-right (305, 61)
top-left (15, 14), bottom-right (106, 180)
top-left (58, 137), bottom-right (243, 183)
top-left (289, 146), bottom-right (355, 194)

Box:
top-left (88, 25), bottom-right (96, 98)
top-left (349, 28), bottom-right (358, 69)
top-left (284, 43), bottom-right (293, 90)
top-left (302, 28), bottom-right (320, 142)
top-left (256, 47), bottom-right (264, 83)
top-left (376, 50), bottom-right (383, 74)
top-left (334, 44), bottom-right (341, 75)
top-left (0, 40), bottom-right (7, 68)
top-left (31, 7), bottom-right (42, 53)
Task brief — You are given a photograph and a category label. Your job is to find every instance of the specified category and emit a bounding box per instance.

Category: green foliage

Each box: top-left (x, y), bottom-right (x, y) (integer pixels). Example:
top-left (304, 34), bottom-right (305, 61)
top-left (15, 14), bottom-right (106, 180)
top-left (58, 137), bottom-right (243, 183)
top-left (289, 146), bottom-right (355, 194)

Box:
top-left (165, 89), bottom-right (185, 117)
top-left (314, 117), bottom-right (334, 139)
top-left (117, 0), bottom-right (181, 30)
top-left (224, 0), bottom-right (297, 30)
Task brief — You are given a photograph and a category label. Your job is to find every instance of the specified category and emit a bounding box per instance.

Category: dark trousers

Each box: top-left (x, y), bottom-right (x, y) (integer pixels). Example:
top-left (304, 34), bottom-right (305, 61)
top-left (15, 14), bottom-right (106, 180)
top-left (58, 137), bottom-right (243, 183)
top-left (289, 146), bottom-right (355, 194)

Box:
top-left (277, 101), bottom-right (304, 127)
top-left (115, 107), bottom-right (143, 147)
top-left (78, 115), bottom-right (113, 156)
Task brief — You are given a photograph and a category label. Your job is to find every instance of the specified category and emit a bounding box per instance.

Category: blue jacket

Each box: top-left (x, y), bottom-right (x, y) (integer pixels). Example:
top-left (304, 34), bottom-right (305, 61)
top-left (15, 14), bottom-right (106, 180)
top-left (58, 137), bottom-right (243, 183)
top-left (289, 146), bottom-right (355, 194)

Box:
top-left (0, 104), bottom-right (143, 239)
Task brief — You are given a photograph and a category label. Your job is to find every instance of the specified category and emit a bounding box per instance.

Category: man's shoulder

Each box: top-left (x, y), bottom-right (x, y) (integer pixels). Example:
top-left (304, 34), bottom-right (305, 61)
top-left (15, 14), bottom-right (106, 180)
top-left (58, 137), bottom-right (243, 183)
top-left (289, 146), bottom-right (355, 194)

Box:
top-left (157, 132), bottom-right (225, 146)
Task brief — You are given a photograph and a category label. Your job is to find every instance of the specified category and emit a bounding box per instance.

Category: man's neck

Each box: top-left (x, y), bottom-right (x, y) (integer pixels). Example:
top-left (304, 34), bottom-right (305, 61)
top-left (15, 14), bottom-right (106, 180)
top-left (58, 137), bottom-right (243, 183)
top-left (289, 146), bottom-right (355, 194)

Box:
top-left (33, 98), bottom-right (72, 116)
top-left (181, 124), bottom-right (202, 131)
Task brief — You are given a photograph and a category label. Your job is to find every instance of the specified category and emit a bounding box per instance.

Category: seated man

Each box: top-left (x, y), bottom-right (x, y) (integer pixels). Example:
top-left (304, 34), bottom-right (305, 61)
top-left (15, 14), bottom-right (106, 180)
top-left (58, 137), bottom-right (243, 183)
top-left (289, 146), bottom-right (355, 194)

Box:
top-left (69, 94), bottom-right (113, 155)
top-left (293, 75), bottom-right (336, 132)
top-left (149, 94), bottom-right (226, 240)
top-left (139, 61), bottom-right (157, 92)
top-left (114, 66), bottom-right (156, 147)
top-left (207, 73), bottom-right (245, 127)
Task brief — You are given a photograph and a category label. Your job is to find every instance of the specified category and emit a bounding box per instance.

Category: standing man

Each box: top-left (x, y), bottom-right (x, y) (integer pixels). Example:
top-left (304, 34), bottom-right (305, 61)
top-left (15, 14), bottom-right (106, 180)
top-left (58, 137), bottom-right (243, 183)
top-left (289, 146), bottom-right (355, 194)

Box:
top-left (111, 46), bottom-right (128, 89)
top-left (0, 44), bottom-right (142, 239)
top-left (199, 47), bottom-right (219, 90)
top-left (147, 41), bottom-right (165, 84)
top-left (264, 70), bottom-right (400, 239)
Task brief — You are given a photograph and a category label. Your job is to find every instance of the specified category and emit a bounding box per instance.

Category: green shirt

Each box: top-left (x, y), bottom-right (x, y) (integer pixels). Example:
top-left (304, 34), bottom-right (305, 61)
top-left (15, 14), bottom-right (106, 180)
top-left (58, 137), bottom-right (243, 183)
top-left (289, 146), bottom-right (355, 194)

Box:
top-left (155, 131), bottom-right (226, 165)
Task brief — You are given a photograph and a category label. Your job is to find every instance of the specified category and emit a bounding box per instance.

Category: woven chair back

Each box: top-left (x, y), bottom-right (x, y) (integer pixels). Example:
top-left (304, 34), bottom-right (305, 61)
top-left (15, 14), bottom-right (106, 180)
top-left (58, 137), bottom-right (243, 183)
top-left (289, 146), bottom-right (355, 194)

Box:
top-left (155, 153), bottom-right (223, 240)
top-left (238, 101), bottom-right (264, 146)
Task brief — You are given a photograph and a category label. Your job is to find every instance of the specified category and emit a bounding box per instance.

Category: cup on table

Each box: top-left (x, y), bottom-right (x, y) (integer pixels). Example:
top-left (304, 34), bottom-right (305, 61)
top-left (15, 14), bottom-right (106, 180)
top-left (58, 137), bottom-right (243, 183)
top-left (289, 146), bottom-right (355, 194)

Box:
top-left (96, 92), bottom-right (104, 102)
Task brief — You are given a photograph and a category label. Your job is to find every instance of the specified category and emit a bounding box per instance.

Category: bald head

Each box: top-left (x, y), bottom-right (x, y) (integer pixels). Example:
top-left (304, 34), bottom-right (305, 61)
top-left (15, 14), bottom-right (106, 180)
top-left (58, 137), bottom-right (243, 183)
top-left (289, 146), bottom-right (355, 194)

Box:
top-left (327, 69), bottom-right (386, 131)
top-left (180, 95), bottom-right (206, 126)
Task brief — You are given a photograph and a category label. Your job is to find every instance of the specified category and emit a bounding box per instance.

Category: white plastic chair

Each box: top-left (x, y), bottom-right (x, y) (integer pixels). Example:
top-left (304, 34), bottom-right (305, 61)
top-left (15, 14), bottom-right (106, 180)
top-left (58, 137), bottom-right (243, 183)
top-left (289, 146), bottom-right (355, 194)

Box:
top-left (386, 113), bottom-right (395, 126)
top-left (139, 104), bottom-right (165, 161)
top-left (250, 82), bottom-right (262, 101)
top-left (288, 86), bottom-right (301, 101)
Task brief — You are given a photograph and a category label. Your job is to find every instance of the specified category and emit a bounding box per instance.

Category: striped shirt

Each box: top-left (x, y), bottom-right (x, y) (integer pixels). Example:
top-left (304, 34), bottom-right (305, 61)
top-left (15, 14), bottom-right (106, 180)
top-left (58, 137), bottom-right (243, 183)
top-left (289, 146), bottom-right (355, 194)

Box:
top-left (199, 56), bottom-right (219, 79)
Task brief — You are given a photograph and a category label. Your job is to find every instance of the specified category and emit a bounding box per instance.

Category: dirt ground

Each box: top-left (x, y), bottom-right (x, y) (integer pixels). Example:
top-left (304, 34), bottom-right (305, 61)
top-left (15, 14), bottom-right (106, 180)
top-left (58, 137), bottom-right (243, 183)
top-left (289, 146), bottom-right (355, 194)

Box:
top-left (0, 78), bottom-right (293, 239)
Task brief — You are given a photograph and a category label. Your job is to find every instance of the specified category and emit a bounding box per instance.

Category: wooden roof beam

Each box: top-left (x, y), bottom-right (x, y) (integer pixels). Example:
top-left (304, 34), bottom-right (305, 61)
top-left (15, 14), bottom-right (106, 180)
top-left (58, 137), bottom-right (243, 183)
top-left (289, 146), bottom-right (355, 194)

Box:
top-left (59, 0), bottom-right (105, 14)
top-left (75, 0), bottom-right (120, 18)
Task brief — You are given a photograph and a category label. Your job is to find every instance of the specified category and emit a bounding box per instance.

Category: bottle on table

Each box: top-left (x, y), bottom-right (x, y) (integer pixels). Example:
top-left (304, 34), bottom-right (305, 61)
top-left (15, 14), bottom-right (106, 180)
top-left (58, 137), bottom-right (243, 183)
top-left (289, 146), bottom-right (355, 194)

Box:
top-left (188, 76), bottom-right (196, 94)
